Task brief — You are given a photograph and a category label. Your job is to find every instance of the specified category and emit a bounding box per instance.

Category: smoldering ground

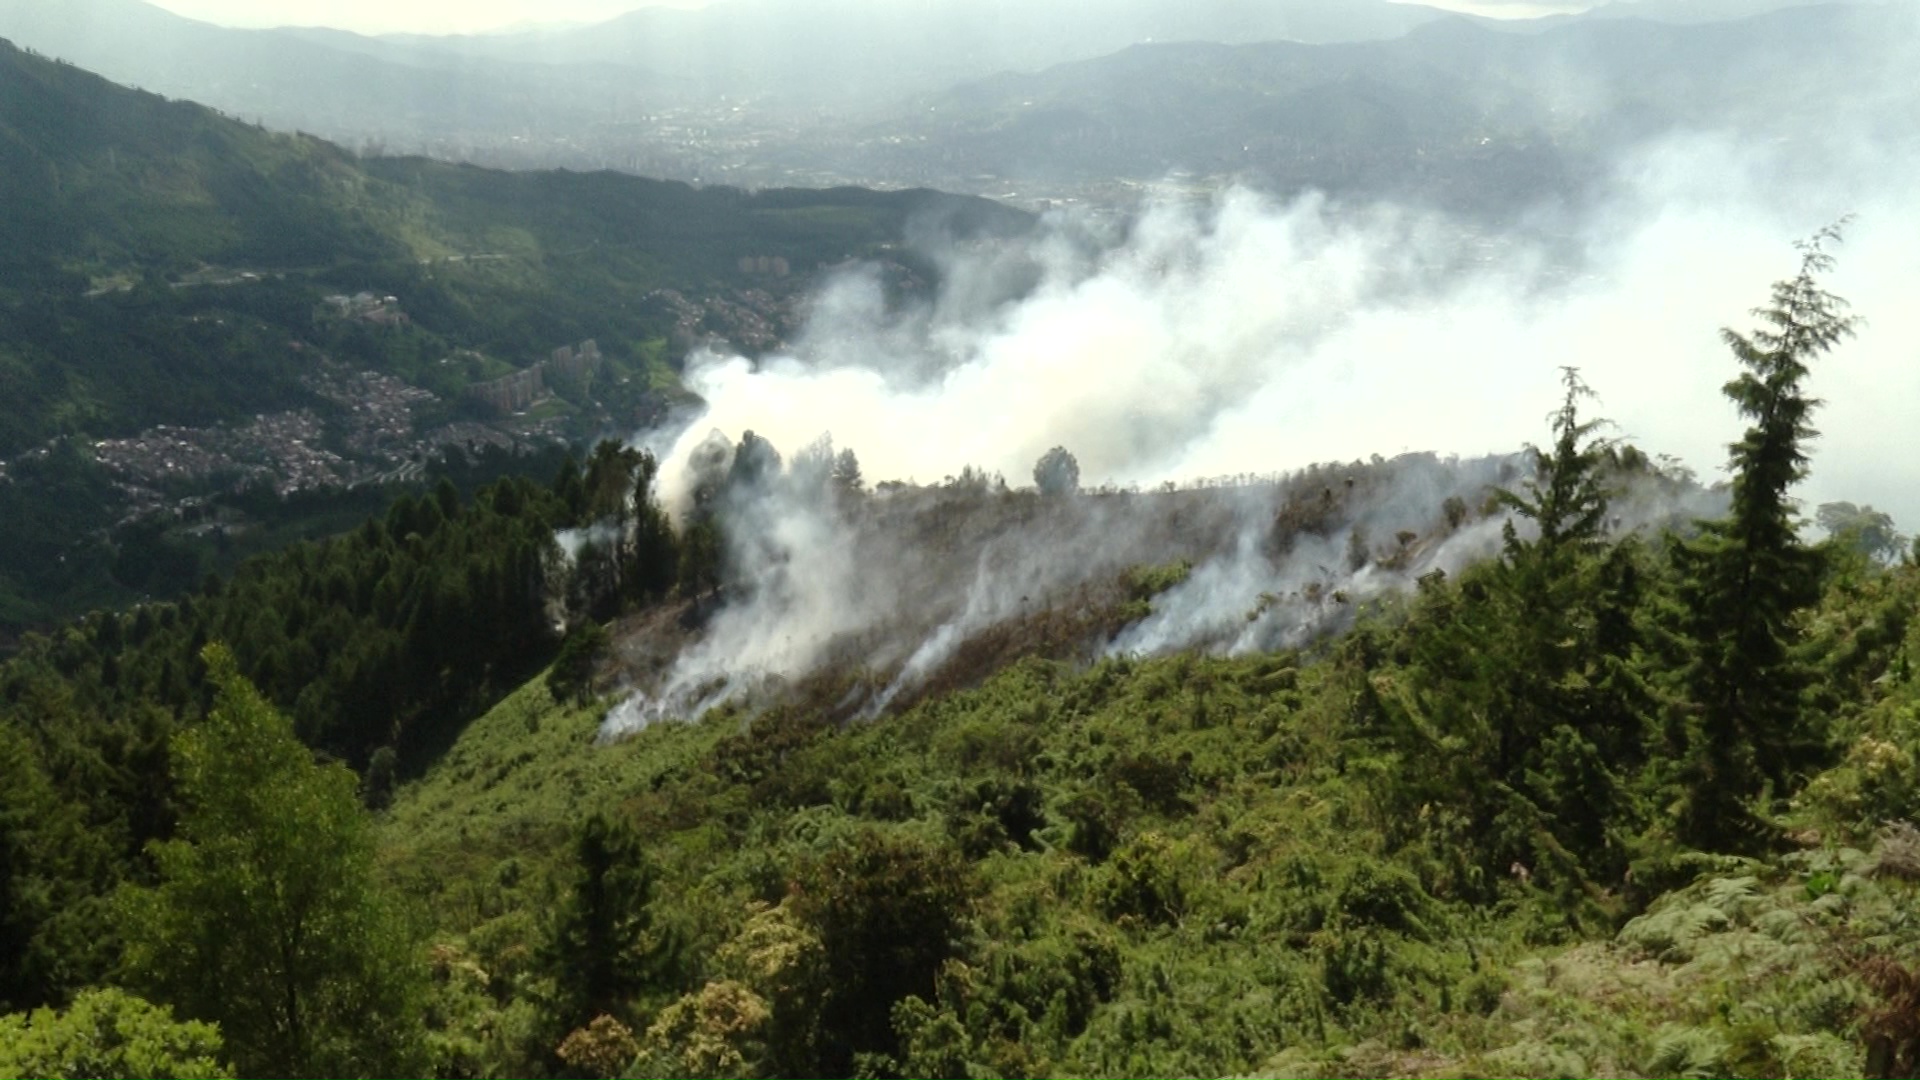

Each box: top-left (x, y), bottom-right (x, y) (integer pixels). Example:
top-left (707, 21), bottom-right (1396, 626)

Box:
top-left (599, 440), bottom-right (1722, 739)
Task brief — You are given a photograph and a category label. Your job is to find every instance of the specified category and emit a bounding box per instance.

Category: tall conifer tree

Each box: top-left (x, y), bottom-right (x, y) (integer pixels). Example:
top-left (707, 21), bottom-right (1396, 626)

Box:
top-left (537, 813), bottom-right (679, 1038)
top-left (1672, 224), bottom-right (1858, 850)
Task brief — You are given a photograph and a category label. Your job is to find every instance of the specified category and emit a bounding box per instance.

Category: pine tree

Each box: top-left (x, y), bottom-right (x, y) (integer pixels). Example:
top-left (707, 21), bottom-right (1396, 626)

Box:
top-left (627, 449), bottom-right (679, 604)
top-left (1672, 224), bottom-right (1859, 850)
top-left (537, 813), bottom-right (679, 1039)
top-left (1495, 370), bottom-right (1645, 881)
top-left (1500, 367), bottom-right (1612, 561)
top-left (0, 722), bottom-right (60, 1012)
top-left (831, 447), bottom-right (865, 499)
top-left (1398, 370), bottom-right (1652, 899)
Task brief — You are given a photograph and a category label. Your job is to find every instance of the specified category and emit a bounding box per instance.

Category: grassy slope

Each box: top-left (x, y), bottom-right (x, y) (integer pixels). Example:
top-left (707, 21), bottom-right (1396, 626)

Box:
top-left (377, 553), bottom-right (1920, 1076)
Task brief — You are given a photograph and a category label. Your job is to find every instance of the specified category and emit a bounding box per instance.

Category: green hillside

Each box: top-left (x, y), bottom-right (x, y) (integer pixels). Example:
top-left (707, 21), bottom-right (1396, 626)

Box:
top-left (5, 235), bottom-right (1920, 1078)
top-left (0, 37), bottom-right (1029, 641)
top-left (4, 28), bottom-right (1919, 1080)
top-left (8, 436), bottom-right (1920, 1077)
top-left (0, 36), bottom-right (1024, 299)
top-left (375, 600), bottom-right (1920, 1078)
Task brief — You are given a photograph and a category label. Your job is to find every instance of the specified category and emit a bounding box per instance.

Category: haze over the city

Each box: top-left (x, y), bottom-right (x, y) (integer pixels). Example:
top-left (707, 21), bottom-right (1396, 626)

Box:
top-left (146, 0), bottom-right (693, 35)
top-left (144, 0), bottom-right (1593, 35)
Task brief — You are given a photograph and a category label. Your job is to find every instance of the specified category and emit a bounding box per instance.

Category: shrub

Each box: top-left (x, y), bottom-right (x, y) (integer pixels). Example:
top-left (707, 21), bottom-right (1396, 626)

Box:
top-left (554, 1014), bottom-right (637, 1079)
top-left (0, 988), bottom-right (231, 1080)
top-left (1099, 832), bottom-right (1186, 926)
top-left (793, 831), bottom-right (973, 1074)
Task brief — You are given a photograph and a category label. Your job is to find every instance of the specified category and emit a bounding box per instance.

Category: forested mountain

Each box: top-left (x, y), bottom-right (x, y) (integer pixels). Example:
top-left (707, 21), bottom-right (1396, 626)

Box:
top-left (5, 7), bottom-right (1920, 1080)
top-left (0, 36), bottom-right (1028, 641)
top-left (0, 35), bottom-right (1025, 305)
top-left (6, 220), bottom-right (1920, 1078)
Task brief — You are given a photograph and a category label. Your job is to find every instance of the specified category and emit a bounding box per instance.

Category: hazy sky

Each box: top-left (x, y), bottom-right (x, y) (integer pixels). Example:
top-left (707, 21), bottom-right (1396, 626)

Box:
top-left (145, 0), bottom-right (701, 35)
top-left (144, 0), bottom-right (1591, 37)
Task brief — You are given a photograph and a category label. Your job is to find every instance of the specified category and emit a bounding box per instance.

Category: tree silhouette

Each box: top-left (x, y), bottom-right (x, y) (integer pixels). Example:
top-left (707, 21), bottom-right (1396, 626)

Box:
top-left (831, 448), bottom-right (865, 497)
top-left (1034, 446), bottom-right (1080, 497)
top-left (1817, 501), bottom-right (1904, 565)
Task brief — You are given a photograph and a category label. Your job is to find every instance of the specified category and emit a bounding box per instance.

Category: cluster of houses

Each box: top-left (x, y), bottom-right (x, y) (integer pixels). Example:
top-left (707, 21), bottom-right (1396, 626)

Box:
top-left (305, 365), bottom-right (437, 459)
top-left (92, 410), bottom-right (347, 498)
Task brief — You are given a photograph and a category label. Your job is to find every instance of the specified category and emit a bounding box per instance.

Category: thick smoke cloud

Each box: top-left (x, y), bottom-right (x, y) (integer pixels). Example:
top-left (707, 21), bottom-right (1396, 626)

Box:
top-left (603, 125), bottom-right (1920, 738)
top-left (658, 143), bottom-right (1918, 523)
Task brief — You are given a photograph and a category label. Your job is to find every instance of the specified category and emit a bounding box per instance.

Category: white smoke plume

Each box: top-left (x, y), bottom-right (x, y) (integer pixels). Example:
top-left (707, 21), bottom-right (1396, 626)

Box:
top-left (601, 122), bottom-right (1920, 738)
top-left (554, 522), bottom-right (625, 563)
top-left (659, 165), bottom-right (1919, 520)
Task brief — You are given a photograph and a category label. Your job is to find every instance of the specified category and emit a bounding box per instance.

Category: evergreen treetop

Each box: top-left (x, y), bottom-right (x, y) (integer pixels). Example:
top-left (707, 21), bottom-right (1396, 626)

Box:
top-left (1672, 222), bottom-right (1860, 851)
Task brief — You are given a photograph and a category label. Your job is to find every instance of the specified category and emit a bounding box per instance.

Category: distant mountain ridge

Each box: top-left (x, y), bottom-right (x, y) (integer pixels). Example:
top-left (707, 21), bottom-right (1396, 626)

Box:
top-left (831, 2), bottom-right (1916, 212)
top-left (0, 0), bottom-right (1461, 142)
top-left (0, 0), bottom-right (678, 148)
top-left (1, 0), bottom-right (1900, 209)
top-left (0, 32), bottom-right (411, 285)
top-left (0, 32), bottom-right (1025, 293)
top-left (0, 0), bottom-right (1889, 206)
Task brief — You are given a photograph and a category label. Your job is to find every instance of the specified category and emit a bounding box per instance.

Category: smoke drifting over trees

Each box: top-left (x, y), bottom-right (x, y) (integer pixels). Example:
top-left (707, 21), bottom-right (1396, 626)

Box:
top-left (597, 116), bottom-right (1920, 735)
top-left (651, 134), bottom-right (1919, 517)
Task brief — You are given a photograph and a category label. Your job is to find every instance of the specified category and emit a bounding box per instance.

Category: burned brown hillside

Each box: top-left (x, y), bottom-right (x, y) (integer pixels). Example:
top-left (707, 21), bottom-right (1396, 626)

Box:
top-left (585, 444), bottom-right (1718, 737)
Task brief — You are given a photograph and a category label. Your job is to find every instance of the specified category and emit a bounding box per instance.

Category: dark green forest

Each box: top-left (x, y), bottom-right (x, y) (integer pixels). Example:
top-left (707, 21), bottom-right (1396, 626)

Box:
top-left (6, 214), bottom-right (1920, 1080)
